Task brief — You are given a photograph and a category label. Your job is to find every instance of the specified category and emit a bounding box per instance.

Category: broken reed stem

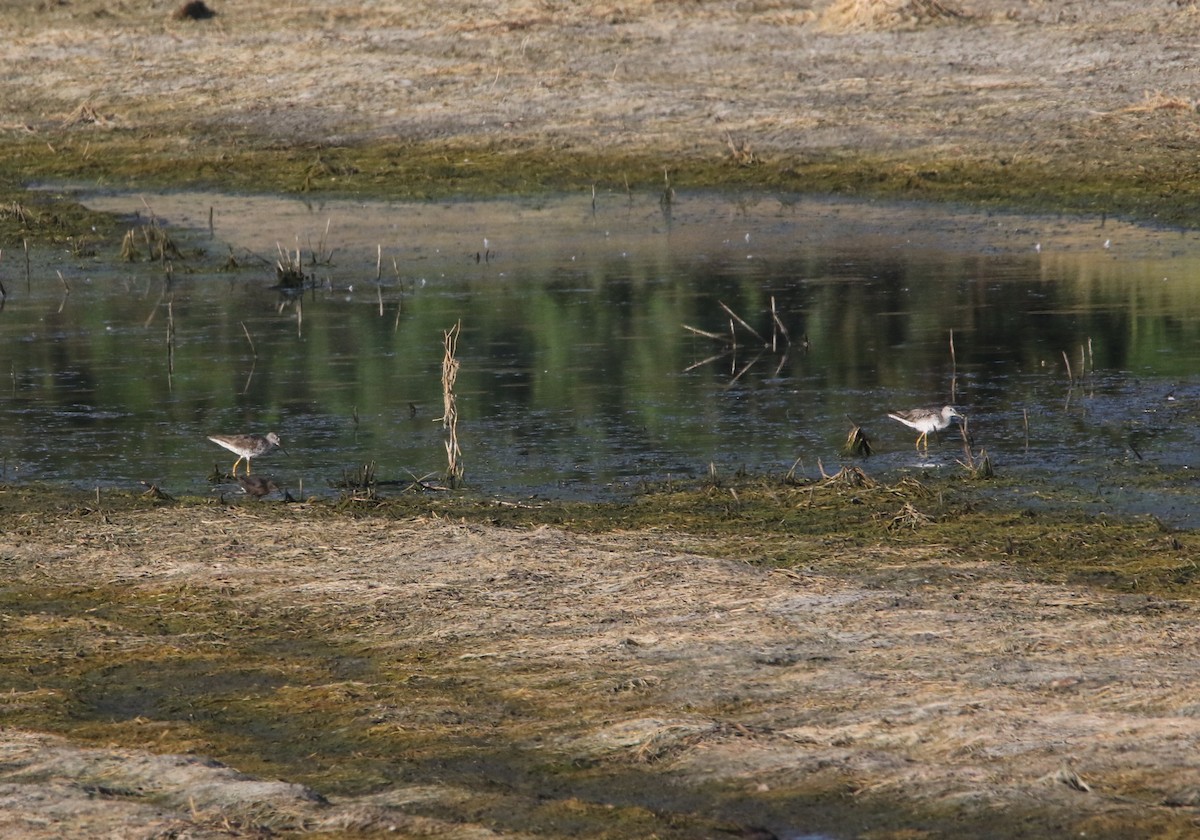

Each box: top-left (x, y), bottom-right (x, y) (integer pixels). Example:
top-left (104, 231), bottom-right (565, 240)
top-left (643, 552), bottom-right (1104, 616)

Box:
top-left (1061, 350), bottom-right (1074, 382)
top-left (375, 244), bottom-right (382, 282)
top-left (719, 301), bottom-right (768, 346)
top-left (240, 321), bottom-right (257, 358)
top-left (661, 167), bottom-right (674, 207)
top-left (770, 296), bottom-right (790, 351)
top-left (949, 330), bottom-right (958, 401)
top-left (166, 299), bottom-right (175, 383)
top-left (440, 319), bottom-right (464, 487)
top-left (682, 323), bottom-right (728, 342)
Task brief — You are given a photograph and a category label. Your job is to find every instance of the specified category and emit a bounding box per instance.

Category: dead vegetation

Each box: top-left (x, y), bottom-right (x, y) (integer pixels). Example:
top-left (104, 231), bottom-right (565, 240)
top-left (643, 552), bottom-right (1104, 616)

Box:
top-left (120, 218), bottom-right (181, 263)
top-left (820, 0), bottom-right (968, 30)
top-left (1, 494), bottom-right (1200, 838)
top-left (1113, 90), bottom-right (1198, 114)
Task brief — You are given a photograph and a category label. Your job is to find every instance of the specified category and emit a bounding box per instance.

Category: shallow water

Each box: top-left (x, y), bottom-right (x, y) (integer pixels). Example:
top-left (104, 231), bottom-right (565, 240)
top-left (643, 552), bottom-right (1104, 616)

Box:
top-left (6, 188), bottom-right (1200, 523)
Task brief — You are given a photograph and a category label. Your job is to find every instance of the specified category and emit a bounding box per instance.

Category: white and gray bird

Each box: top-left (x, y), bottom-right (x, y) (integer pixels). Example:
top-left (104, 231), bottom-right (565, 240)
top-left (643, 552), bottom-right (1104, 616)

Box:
top-left (887, 405), bottom-right (964, 451)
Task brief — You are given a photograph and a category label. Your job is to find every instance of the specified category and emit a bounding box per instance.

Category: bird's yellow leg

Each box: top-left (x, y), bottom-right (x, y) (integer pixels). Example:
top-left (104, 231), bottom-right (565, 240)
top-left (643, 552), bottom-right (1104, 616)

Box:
top-left (232, 456), bottom-right (245, 476)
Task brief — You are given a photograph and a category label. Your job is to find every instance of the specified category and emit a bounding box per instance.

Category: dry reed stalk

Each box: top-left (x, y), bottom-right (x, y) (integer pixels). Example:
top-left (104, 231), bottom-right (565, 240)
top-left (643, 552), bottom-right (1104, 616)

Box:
top-left (440, 320), bottom-right (464, 487)
top-left (682, 323), bottom-right (729, 342)
top-left (719, 301), bottom-right (768, 346)
top-left (785, 456), bottom-right (804, 483)
top-left (1062, 350), bottom-right (1074, 382)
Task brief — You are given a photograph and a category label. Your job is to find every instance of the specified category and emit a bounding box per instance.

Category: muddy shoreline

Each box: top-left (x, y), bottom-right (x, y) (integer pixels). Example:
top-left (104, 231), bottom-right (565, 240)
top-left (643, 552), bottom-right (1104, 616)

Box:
top-left (3, 1), bottom-right (1200, 838)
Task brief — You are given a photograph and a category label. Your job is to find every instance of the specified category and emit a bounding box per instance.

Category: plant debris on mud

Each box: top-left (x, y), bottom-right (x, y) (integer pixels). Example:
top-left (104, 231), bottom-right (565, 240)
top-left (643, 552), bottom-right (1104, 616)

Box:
top-left (1, 482), bottom-right (1199, 838)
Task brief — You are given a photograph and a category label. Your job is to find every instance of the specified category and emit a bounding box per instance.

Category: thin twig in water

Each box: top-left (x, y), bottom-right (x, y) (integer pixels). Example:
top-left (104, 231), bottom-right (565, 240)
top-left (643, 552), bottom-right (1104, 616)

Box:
top-left (684, 351), bottom-right (730, 373)
top-left (240, 321), bottom-right (257, 358)
top-left (166, 299), bottom-right (175, 387)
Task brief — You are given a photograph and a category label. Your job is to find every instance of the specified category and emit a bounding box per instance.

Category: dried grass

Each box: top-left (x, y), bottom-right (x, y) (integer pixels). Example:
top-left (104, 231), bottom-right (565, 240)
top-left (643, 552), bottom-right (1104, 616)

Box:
top-left (60, 102), bottom-right (114, 128)
top-left (821, 0), bottom-right (968, 31)
top-left (817, 464), bottom-right (878, 494)
top-left (5, 503), bottom-right (1200, 835)
top-left (1115, 90), bottom-right (1198, 114)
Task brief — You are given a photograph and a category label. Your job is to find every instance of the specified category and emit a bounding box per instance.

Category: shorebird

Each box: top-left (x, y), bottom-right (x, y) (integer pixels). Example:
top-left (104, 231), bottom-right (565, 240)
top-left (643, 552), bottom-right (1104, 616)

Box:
top-left (237, 475), bottom-right (280, 499)
top-left (207, 432), bottom-right (286, 476)
top-left (887, 405), bottom-right (964, 451)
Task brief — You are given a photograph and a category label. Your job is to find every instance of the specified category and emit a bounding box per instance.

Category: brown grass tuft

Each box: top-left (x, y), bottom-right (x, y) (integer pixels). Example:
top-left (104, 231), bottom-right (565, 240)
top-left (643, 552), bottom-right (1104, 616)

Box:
top-left (821, 0), bottom-right (967, 31)
top-left (1116, 90), bottom-right (1197, 114)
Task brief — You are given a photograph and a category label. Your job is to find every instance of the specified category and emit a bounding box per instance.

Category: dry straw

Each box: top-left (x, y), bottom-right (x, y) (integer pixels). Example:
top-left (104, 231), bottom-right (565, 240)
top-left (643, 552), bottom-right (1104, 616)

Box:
top-left (821, 0), bottom-right (966, 31)
top-left (440, 320), bottom-right (464, 487)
